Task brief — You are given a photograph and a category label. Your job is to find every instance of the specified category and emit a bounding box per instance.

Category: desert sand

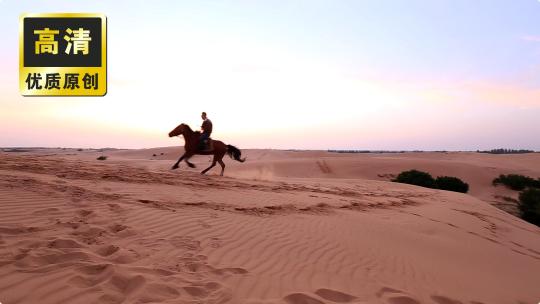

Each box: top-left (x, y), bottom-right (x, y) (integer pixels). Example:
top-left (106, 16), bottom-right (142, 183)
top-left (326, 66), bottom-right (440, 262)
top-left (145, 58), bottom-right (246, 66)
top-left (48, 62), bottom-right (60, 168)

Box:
top-left (0, 148), bottom-right (539, 304)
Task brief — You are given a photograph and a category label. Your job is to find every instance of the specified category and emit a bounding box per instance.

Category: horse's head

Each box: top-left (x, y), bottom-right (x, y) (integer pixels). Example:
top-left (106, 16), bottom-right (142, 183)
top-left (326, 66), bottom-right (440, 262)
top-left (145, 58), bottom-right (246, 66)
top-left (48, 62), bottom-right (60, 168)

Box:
top-left (168, 123), bottom-right (186, 137)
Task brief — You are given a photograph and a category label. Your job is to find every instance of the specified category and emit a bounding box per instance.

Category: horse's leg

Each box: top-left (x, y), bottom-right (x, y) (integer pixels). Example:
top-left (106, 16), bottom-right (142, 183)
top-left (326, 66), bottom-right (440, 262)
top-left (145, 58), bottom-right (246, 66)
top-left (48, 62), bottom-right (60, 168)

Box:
top-left (184, 153), bottom-right (196, 168)
top-left (172, 152), bottom-right (186, 170)
top-left (201, 156), bottom-right (217, 175)
top-left (218, 158), bottom-right (225, 176)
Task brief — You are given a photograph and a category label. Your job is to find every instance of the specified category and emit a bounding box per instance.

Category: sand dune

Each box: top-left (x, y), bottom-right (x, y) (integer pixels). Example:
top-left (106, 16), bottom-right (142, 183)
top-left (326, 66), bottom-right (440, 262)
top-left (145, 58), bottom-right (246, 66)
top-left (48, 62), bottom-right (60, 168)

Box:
top-left (0, 149), bottom-right (539, 303)
top-left (106, 148), bottom-right (540, 214)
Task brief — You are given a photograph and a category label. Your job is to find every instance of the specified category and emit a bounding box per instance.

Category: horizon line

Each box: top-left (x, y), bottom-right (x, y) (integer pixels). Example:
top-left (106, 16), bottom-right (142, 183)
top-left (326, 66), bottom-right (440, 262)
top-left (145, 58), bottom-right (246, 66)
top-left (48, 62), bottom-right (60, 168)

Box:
top-left (1, 146), bottom-right (538, 153)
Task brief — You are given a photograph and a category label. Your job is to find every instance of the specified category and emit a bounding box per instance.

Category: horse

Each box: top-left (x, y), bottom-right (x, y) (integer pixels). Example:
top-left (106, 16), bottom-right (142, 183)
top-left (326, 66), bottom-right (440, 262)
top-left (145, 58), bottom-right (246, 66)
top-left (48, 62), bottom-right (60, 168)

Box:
top-left (168, 123), bottom-right (245, 175)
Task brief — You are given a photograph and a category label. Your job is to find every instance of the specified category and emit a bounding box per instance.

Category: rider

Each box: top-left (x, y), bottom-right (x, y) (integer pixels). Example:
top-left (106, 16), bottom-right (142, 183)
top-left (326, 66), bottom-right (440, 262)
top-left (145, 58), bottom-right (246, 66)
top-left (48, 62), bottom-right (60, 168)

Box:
top-left (199, 112), bottom-right (213, 151)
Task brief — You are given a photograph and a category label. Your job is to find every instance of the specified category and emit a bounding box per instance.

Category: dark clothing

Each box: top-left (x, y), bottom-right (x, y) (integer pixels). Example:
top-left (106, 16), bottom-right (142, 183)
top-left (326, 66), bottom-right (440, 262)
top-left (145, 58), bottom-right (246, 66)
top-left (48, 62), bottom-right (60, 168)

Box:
top-left (199, 119), bottom-right (212, 150)
top-left (201, 119), bottom-right (213, 135)
top-left (198, 132), bottom-right (209, 150)
top-left (200, 132), bottom-right (210, 143)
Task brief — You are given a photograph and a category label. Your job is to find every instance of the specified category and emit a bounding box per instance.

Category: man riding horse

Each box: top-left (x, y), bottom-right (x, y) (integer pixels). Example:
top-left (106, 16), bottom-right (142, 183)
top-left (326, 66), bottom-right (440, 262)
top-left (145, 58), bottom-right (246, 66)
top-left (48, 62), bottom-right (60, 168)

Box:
top-left (199, 112), bottom-right (212, 151)
top-left (168, 112), bottom-right (245, 175)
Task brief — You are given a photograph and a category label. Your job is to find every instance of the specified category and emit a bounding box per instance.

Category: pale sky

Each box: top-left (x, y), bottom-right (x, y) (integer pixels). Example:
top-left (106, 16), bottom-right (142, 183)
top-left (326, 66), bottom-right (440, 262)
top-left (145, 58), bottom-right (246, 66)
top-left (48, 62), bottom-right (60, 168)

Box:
top-left (1, 0), bottom-right (540, 150)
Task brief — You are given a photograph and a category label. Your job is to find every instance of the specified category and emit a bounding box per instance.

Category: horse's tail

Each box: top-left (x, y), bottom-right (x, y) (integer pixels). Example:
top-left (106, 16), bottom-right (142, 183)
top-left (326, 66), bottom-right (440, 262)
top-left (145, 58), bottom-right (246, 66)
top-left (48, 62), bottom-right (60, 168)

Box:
top-left (226, 145), bottom-right (246, 163)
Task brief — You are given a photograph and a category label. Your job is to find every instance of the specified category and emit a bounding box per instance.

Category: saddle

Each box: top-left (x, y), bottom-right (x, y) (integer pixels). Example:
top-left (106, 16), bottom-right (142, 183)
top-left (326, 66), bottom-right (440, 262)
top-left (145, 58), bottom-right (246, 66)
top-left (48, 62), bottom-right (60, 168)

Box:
top-left (198, 138), bottom-right (213, 152)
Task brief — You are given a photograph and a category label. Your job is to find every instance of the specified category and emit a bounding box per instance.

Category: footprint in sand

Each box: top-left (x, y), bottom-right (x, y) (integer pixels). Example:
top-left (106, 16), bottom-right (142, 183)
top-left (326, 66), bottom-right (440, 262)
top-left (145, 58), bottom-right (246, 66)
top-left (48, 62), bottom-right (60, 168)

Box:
top-left (32, 207), bottom-right (61, 215)
top-left (184, 285), bottom-right (211, 297)
top-left (108, 273), bottom-right (146, 295)
top-left (170, 236), bottom-right (201, 251)
top-left (314, 288), bottom-right (357, 302)
top-left (47, 238), bottom-right (84, 249)
top-left (376, 287), bottom-right (421, 304)
top-left (69, 264), bottom-right (115, 288)
top-left (209, 237), bottom-right (222, 248)
top-left (107, 203), bottom-right (125, 213)
top-left (138, 283), bottom-right (180, 302)
top-left (430, 295), bottom-right (464, 304)
top-left (108, 223), bottom-right (129, 233)
top-left (98, 293), bottom-right (124, 303)
top-left (96, 244), bottom-right (120, 257)
top-left (181, 281), bottom-right (229, 301)
top-left (387, 297), bottom-right (421, 304)
top-left (0, 226), bottom-right (40, 235)
top-left (77, 209), bottom-right (95, 217)
top-left (198, 219), bottom-right (212, 228)
top-left (71, 226), bottom-right (108, 245)
top-left (110, 248), bottom-right (141, 264)
top-left (77, 263), bottom-right (114, 276)
top-left (283, 293), bottom-right (325, 304)
top-left (14, 251), bottom-right (92, 272)
top-left (212, 267), bottom-right (249, 275)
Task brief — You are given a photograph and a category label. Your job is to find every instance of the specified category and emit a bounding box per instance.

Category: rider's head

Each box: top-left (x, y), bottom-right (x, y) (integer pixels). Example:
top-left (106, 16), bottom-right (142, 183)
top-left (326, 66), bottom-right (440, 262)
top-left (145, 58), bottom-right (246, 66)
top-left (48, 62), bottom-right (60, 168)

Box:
top-left (201, 112), bottom-right (207, 120)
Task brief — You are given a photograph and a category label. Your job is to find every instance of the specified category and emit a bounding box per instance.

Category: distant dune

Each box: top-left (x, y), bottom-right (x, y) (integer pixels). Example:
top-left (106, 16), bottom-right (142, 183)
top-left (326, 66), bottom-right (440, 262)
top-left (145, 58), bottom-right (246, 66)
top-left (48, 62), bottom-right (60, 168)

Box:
top-left (108, 147), bottom-right (540, 214)
top-left (0, 148), bottom-right (539, 303)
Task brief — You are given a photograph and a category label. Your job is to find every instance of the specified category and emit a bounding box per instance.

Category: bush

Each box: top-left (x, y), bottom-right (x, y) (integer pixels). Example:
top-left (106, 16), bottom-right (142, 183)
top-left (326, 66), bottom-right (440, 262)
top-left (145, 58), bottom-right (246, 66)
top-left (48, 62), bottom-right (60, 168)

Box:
top-left (435, 176), bottom-right (469, 193)
top-left (477, 149), bottom-right (534, 154)
top-left (392, 170), bottom-right (435, 188)
top-left (97, 156), bottom-right (107, 161)
top-left (518, 188), bottom-right (540, 226)
top-left (492, 174), bottom-right (540, 191)
top-left (393, 170), bottom-right (470, 194)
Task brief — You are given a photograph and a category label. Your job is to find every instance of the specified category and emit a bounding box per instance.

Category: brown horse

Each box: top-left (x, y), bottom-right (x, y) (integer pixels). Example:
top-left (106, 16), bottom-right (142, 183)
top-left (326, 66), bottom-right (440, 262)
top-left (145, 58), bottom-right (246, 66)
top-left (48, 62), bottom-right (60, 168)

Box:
top-left (168, 123), bottom-right (245, 175)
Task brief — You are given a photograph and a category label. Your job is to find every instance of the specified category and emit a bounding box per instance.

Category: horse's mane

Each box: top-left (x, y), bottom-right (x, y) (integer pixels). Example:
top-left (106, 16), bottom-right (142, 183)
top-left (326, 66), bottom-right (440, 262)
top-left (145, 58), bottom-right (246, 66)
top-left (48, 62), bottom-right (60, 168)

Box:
top-left (182, 123), bottom-right (200, 135)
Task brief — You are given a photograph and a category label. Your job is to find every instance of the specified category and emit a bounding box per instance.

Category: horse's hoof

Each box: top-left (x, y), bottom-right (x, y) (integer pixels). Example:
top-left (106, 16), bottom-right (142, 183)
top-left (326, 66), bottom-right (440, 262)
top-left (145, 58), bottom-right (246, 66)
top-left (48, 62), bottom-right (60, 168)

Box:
top-left (188, 164), bottom-right (196, 168)
top-left (171, 165), bottom-right (179, 170)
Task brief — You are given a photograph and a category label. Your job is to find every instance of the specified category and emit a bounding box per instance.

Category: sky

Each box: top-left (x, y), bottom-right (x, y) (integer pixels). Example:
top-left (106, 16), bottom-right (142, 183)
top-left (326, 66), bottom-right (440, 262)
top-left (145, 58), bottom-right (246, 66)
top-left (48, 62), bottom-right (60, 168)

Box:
top-left (1, 0), bottom-right (540, 150)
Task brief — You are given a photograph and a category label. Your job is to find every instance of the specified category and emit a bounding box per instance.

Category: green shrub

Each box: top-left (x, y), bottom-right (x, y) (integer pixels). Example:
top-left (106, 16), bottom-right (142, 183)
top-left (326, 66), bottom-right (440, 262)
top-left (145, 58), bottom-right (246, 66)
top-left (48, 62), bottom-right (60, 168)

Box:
top-left (435, 176), bottom-right (469, 193)
top-left (393, 170), bottom-right (470, 194)
top-left (392, 170), bottom-right (435, 188)
top-left (492, 174), bottom-right (540, 191)
top-left (97, 156), bottom-right (107, 161)
top-left (518, 188), bottom-right (540, 226)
